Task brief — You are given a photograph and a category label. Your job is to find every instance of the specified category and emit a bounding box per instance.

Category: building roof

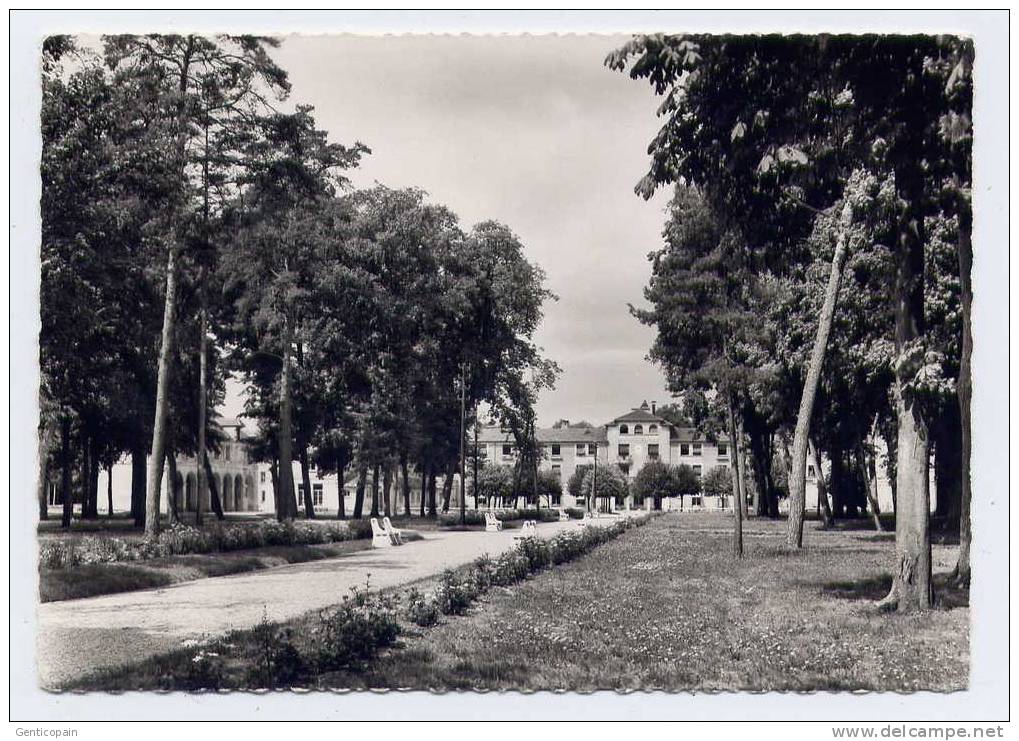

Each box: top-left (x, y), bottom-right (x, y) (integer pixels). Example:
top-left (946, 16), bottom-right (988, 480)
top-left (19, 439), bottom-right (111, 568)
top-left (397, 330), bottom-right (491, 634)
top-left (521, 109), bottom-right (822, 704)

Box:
top-left (610, 400), bottom-right (666, 425)
top-left (478, 425), bottom-right (608, 445)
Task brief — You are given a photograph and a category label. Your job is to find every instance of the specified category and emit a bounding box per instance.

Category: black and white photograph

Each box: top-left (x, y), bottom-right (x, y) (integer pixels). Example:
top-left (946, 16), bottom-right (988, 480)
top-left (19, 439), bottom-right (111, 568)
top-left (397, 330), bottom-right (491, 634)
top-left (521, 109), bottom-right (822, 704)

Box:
top-left (9, 8), bottom-right (1010, 727)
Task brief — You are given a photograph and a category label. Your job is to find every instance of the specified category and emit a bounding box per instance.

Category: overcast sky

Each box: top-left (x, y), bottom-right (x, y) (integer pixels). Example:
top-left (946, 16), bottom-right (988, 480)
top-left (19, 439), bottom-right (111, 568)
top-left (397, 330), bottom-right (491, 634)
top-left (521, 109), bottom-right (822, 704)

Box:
top-left (224, 34), bottom-right (674, 427)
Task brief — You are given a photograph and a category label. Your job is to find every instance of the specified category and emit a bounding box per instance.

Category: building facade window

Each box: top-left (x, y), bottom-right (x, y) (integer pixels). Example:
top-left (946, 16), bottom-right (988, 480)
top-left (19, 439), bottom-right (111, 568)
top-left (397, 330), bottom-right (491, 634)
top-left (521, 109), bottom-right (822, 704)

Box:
top-left (808, 465), bottom-right (816, 478)
top-left (261, 490), bottom-right (266, 502)
top-left (634, 424), bottom-right (643, 435)
top-left (718, 443), bottom-right (728, 457)
top-left (649, 424), bottom-right (658, 434)
top-left (648, 444), bottom-right (659, 460)
top-left (576, 443), bottom-right (586, 456)
top-left (680, 443), bottom-right (690, 456)
top-left (313, 483), bottom-right (324, 506)
top-left (619, 424), bottom-right (629, 434)
top-left (502, 444), bottom-right (513, 457)
top-left (551, 464), bottom-right (561, 478)
top-left (588, 443), bottom-right (597, 455)
top-left (260, 471), bottom-right (266, 483)
top-left (692, 443), bottom-right (702, 456)
top-left (618, 443), bottom-right (630, 459)
top-left (693, 464), bottom-right (702, 477)
top-left (551, 443), bottom-right (561, 458)
top-left (225, 445), bottom-right (231, 461)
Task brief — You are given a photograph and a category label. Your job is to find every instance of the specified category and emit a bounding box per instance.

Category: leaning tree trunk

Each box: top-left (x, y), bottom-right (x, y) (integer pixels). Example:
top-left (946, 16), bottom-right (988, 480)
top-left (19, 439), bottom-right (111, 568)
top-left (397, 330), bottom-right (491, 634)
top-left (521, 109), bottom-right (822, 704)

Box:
top-left (60, 415), bottom-right (73, 529)
top-left (855, 443), bottom-right (883, 532)
top-left (202, 455), bottom-right (225, 519)
top-left (298, 442), bottom-right (316, 519)
top-left (788, 203), bottom-right (853, 548)
top-left (727, 395), bottom-right (744, 559)
top-left (441, 462), bottom-right (456, 513)
top-left (810, 438), bottom-right (832, 528)
top-left (353, 464), bottom-right (367, 519)
top-left (276, 321), bottom-right (298, 522)
top-left (145, 243), bottom-right (181, 537)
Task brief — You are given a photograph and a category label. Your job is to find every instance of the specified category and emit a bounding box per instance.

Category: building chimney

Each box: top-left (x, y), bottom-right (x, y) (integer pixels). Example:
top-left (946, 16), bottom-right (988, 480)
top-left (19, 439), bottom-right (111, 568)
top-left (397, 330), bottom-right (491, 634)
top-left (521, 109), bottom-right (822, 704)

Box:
top-left (651, 400), bottom-right (657, 415)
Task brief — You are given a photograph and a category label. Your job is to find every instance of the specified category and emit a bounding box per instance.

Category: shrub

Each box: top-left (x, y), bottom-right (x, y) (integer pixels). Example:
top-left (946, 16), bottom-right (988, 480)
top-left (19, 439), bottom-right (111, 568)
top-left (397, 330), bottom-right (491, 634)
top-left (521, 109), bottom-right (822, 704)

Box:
top-left (183, 648), bottom-right (226, 691)
top-left (310, 586), bottom-right (401, 672)
top-left (437, 510), bottom-right (487, 528)
top-left (404, 588), bottom-right (440, 627)
top-left (564, 507), bottom-right (585, 519)
top-left (434, 569), bottom-right (480, 615)
top-left (516, 536), bottom-right (551, 571)
top-left (491, 550), bottom-right (531, 586)
top-left (246, 611), bottom-right (305, 688)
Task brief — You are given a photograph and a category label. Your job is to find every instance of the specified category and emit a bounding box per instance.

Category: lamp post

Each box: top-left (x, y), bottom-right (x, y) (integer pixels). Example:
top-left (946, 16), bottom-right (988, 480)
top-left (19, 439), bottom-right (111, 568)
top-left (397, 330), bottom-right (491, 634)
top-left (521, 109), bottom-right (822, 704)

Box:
top-left (591, 440), bottom-right (598, 514)
top-left (458, 362), bottom-right (467, 527)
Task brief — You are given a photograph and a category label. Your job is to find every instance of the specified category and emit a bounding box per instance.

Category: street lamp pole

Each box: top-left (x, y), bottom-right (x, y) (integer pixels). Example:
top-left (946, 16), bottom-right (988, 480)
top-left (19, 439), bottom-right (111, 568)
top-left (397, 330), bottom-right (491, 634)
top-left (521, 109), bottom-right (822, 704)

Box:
top-left (458, 362), bottom-right (467, 526)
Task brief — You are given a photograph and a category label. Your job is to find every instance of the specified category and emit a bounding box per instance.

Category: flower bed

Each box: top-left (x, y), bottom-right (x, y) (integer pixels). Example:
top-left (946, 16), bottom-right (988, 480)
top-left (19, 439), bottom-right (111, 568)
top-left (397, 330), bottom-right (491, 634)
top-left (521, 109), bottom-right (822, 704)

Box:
top-left (38, 519), bottom-right (373, 570)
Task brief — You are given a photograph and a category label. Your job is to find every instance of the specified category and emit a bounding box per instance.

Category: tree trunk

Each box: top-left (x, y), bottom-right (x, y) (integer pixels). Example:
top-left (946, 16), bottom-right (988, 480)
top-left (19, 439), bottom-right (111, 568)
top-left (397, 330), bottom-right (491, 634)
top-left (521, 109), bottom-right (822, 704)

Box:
top-left (810, 438), bottom-right (832, 528)
top-left (441, 462), bottom-right (455, 513)
top-left (298, 442), bottom-right (315, 519)
top-left (727, 396), bottom-right (744, 559)
top-left (88, 440), bottom-right (100, 519)
top-left (336, 456), bottom-right (346, 519)
top-left (401, 455), bottom-right (411, 516)
top-left (353, 464), bottom-right (367, 519)
top-left (145, 242), bottom-right (180, 537)
top-left (196, 297), bottom-right (209, 527)
top-left (370, 464), bottom-right (380, 517)
top-left (419, 462), bottom-right (428, 517)
top-left (270, 458), bottom-right (281, 519)
top-left (106, 462), bottom-right (114, 518)
top-left (855, 443), bottom-right (883, 532)
top-left (276, 321), bottom-right (297, 522)
top-left (788, 204), bottom-right (852, 547)
top-left (954, 199), bottom-right (973, 585)
top-left (130, 444), bottom-right (145, 527)
top-left (933, 403), bottom-right (962, 525)
top-left (166, 448), bottom-right (180, 524)
top-left (427, 469), bottom-right (437, 517)
top-left (79, 430), bottom-right (90, 519)
top-left (38, 449), bottom-right (50, 521)
top-left (383, 464), bottom-right (393, 518)
top-left (202, 455), bottom-right (225, 519)
top-left (60, 415), bottom-right (73, 529)
top-left (880, 190), bottom-right (933, 613)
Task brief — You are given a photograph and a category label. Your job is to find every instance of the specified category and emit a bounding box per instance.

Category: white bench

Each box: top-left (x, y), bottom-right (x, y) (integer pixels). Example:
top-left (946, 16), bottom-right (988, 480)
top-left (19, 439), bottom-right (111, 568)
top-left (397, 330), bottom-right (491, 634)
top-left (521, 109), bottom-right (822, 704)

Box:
top-left (382, 516), bottom-right (403, 545)
top-left (558, 510), bottom-right (569, 522)
top-left (371, 517), bottom-right (398, 548)
top-left (484, 512), bottom-right (503, 532)
top-left (514, 520), bottom-right (537, 540)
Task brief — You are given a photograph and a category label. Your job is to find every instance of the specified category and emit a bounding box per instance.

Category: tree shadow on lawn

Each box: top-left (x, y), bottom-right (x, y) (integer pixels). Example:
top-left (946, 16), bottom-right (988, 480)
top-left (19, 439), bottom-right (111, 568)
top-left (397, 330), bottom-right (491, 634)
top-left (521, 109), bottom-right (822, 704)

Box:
top-left (821, 572), bottom-right (968, 609)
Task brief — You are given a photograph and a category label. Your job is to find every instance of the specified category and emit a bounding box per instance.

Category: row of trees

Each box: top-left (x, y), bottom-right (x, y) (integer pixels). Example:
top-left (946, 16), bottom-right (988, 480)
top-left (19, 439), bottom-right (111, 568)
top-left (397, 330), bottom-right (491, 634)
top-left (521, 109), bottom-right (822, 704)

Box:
top-left (40, 34), bottom-right (557, 532)
top-left (610, 34), bottom-right (972, 611)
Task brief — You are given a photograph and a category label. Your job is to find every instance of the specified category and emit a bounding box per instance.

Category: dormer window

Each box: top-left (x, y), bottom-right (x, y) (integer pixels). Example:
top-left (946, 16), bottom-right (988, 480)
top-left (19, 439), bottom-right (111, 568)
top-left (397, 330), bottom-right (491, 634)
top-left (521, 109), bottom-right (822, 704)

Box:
top-left (634, 424), bottom-right (643, 435)
top-left (649, 424), bottom-right (658, 434)
top-left (619, 424), bottom-right (629, 434)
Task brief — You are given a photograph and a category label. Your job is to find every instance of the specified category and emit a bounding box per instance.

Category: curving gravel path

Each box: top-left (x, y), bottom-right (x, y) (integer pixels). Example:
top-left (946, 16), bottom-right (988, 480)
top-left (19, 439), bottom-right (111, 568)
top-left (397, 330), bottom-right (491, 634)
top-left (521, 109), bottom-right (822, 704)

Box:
top-left (37, 515), bottom-right (635, 688)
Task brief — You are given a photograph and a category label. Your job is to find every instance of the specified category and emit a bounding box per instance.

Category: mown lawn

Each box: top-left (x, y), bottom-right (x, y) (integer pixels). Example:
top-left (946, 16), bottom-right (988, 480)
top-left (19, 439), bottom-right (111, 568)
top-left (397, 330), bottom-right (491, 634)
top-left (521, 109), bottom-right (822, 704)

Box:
top-left (64, 512), bottom-right (967, 692)
top-left (38, 540), bottom-right (376, 602)
top-left (333, 513), bottom-right (968, 692)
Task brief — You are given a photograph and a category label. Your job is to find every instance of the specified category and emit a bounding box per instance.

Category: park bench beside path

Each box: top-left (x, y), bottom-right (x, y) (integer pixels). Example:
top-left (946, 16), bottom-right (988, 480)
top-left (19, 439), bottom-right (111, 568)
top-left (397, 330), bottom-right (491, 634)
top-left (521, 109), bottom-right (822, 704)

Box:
top-left (36, 514), bottom-right (633, 688)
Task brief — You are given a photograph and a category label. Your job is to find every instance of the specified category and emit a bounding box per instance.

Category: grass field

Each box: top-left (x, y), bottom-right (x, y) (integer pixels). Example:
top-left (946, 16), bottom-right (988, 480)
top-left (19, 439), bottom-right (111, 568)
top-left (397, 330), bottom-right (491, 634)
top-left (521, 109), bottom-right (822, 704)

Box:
top-left (62, 512), bottom-right (968, 692)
